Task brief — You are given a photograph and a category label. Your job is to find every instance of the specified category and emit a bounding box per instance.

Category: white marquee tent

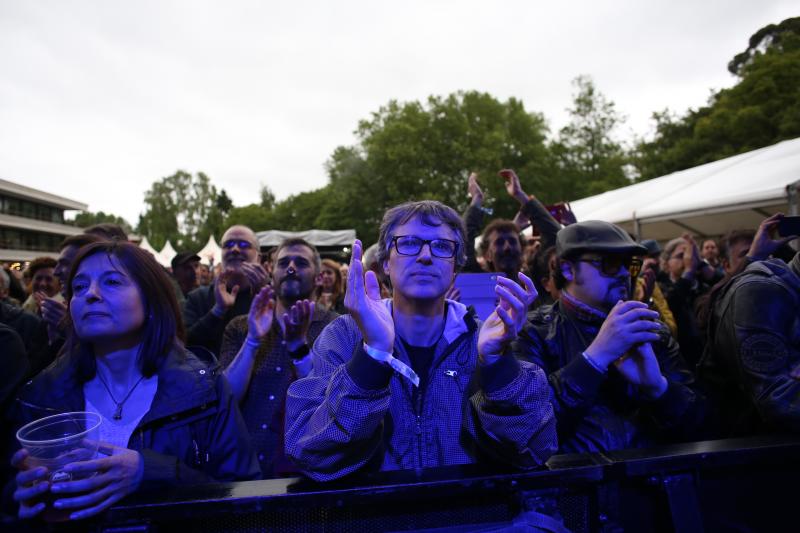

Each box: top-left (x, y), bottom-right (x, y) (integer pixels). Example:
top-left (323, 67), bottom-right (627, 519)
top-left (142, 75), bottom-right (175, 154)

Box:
top-left (159, 240), bottom-right (177, 266)
top-left (138, 236), bottom-right (160, 259)
top-left (569, 137), bottom-right (800, 241)
top-left (196, 234), bottom-right (222, 266)
top-left (256, 229), bottom-right (356, 249)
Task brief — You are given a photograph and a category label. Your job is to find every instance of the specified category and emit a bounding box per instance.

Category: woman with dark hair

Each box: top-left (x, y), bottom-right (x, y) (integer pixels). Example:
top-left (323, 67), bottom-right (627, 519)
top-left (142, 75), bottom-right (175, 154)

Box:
top-left (10, 241), bottom-right (259, 522)
top-left (314, 258), bottom-right (346, 314)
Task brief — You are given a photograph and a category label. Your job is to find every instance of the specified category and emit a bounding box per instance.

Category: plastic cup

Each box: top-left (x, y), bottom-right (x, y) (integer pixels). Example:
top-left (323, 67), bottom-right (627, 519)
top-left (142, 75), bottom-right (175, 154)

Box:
top-left (16, 411), bottom-right (102, 521)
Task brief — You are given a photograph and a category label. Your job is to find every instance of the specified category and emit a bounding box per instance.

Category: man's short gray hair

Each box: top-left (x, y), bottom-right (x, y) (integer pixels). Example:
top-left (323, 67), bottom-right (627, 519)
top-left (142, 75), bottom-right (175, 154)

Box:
top-left (377, 200), bottom-right (467, 268)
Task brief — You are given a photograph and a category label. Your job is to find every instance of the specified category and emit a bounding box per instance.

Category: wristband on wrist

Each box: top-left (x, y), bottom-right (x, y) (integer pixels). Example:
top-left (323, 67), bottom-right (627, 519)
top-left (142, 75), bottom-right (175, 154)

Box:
top-left (363, 343), bottom-right (420, 387)
top-left (292, 352), bottom-right (313, 378)
top-left (244, 337), bottom-right (262, 349)
top-left (582, 351), bottom-right (607, 374)
top-left (287, 343), bottom-right (310, 359)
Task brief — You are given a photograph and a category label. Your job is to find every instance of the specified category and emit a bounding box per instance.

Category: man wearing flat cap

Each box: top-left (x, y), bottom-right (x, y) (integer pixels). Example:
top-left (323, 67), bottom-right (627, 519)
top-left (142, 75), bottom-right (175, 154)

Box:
top-left (172, 251), bottom-right (202, 298)
top-left (513, 220), bottom-right (705, 453)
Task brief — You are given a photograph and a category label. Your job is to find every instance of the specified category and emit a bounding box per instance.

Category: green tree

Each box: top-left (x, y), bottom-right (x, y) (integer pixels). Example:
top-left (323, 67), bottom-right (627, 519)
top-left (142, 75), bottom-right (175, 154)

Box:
top-left (137, 170), bottom-right (224, 250)
top-left (633, 17), bottom-right (800, 180)
top-left (322, 91), bottom-right (553, 246)
top-left (550, 76), bottom-right (629, 200)
top-left (69, 211), bottom-right (133, 233)
top-left (216, 189), bottom-right (233, 215)
top-left (259, 184), bottom-right (276, 210)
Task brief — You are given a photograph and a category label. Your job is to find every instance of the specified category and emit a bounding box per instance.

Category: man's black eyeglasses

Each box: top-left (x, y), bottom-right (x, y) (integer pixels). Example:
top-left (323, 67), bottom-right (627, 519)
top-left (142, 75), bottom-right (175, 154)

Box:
top-left (392, 236), bottom-right (458, 258)
top-left (222, 239), bottom-right (254, 250)
top-left (577, 255), bottom-right (643, 278)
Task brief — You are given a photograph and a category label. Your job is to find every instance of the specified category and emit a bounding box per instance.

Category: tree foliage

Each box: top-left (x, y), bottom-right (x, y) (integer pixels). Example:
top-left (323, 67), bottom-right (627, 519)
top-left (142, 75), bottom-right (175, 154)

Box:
top-left (319, 91), bottom-right (552, 245)
top-left (137, 170), bottom-right (224, 250)
top-left (550, 76), bottom-right (629, 199)
top-left (69, 211), bottom-right (133, 233)
top-left (633, 17), bottom-right (800, 180)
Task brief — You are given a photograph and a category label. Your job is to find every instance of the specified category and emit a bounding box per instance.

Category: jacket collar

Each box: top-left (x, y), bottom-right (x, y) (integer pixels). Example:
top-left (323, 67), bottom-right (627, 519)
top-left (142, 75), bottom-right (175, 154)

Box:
top-left (381, 298), bottom-right (473, 345)
top-left (560, 290), bottom-right (608, 325)
top-left (17, 347), bottom-right (218, 425)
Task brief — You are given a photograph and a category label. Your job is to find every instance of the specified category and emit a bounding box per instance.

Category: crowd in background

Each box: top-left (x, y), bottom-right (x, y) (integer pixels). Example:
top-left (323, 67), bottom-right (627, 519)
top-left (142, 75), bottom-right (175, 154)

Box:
top-left (1, 169), bottom-right (798, 524)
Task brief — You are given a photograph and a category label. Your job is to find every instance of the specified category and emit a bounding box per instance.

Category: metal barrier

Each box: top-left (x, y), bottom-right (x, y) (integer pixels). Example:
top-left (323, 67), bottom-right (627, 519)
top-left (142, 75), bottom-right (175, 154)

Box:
top-left (19, 434), bottom-right (800, 532)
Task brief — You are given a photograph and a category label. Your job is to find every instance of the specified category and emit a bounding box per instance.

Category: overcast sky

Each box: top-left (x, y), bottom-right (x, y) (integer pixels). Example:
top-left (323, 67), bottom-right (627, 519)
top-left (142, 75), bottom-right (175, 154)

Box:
top-left (1, 1), bottom-right (796, 226)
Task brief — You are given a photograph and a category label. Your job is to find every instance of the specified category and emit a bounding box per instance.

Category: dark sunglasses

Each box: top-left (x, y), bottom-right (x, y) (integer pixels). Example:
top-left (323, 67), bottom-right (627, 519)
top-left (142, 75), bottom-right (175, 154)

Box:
top-left (222, 239), bottom-right (254, 250)
top-left (577, 255), bottom-right (643, 278)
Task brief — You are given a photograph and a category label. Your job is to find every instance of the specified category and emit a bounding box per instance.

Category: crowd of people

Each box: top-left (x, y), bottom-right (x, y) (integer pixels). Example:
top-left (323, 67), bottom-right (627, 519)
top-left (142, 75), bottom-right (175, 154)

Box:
top-left (1, 169), bottom-right (798, 524)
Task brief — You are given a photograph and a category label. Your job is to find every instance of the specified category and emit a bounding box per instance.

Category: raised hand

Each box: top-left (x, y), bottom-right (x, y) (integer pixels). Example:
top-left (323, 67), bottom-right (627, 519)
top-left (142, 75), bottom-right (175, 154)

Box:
top-left (681, 233), bottom-right (701, 278)
top-left (212, 270), bottom-right (241, 317)
top-left (467, 172), bottom-right (483, 206)
top-left (48, 444), bottom-right (143, 520)
top-left (344, 239), bottom-right (394, 352)
top-left (445, 283), bottom-right (461, 303)
top-left (614, 342), bottom-right (668, 399)
top-left (498, 169), bottom-right (529, 205)
top-left (749, 213), bottom-right (797, 261)
top-left (477, 272), bottom-right (538, 362)
top-left (247, 285), bottom-right (276, 341)
top-left (281, 299), bottom-right (315, 353)
top-left (584, 300), bottom-right (662, 370)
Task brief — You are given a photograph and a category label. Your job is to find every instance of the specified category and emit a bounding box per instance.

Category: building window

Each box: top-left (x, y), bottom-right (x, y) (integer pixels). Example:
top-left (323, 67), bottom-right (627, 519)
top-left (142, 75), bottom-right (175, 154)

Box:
top-left (0, 228), bottom-right (64, 252)
top-left (0, 194), bottom-right (66, 223)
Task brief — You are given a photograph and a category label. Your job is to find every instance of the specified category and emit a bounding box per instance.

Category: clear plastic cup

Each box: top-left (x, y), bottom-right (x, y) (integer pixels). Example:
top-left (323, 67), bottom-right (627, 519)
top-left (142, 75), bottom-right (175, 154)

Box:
top-left (16, 411), bottom-right (102, 521)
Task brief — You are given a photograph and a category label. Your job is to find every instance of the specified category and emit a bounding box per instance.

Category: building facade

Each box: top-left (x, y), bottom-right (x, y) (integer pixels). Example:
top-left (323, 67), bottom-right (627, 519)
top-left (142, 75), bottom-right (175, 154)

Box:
top-left (0, 178), bottom-right (87, 262)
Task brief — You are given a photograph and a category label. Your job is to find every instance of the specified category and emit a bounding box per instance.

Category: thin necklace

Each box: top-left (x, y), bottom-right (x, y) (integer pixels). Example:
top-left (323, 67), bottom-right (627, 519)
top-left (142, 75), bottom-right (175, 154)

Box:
top-left (95, 371), bottom-right (146, 421)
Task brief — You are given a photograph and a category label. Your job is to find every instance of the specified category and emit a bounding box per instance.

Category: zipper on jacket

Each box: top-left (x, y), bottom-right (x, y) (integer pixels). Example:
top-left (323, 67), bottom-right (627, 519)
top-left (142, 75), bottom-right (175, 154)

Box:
top-left (403, 327), bottom-right (475, 471)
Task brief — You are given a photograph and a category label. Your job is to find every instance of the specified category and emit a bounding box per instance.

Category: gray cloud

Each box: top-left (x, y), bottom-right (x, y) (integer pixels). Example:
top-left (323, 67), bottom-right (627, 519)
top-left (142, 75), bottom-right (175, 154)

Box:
top-left (1, 0), bottom-right (796, 225)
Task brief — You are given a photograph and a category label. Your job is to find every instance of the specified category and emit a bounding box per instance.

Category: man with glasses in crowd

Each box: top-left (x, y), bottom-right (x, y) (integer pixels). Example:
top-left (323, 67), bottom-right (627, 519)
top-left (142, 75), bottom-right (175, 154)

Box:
top-left (514, 220), bottom-right (705, 453)
top-left (184, 225), bottom-right (268, 355)
top-left (285, 200), bottom-right (556, 481)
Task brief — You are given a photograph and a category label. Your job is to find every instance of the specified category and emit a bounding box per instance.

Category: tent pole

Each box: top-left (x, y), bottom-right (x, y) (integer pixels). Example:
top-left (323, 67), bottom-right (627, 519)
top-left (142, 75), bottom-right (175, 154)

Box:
top-left (789, 181), bottom-right (800, 216)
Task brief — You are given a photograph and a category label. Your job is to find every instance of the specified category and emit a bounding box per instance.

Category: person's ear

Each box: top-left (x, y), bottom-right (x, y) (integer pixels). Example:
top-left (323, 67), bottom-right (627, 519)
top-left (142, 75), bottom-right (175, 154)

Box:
top-left (560, 260), bottom-right (575, 283)
top-left (383, 259), bottom-right (390, 278)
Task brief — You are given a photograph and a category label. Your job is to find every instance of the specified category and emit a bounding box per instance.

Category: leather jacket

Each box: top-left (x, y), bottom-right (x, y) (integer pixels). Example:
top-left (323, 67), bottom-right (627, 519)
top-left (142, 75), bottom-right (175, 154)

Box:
top-left (698, 253), bottom-right (800, 436)
top-left (10, 346), bottom-right (261, 487)
top-left (514, 299), bottom-right (705, 453)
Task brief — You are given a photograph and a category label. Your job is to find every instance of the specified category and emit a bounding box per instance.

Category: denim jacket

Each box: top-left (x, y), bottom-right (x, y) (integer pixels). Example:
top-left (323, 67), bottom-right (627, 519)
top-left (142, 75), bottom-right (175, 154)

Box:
top-left (285, 300), bottom-right (557, 481)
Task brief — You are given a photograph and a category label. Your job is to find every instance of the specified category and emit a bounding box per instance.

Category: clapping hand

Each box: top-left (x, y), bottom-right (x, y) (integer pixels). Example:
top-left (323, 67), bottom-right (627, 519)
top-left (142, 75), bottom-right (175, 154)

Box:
top-left (212, 269), bottom-right (241, 316)
top-left (40, 296), bottom-right (68, 343)
top-left (281, 299), bottom-right (315, 353)
top-left (477, 273), bottom-right (538, 363)
top-left (468, 172), bottom-right (484, 206)
top-left (584, 301), bottom-right (661, 370)
top-left (614, 342), bottom-right (668, 399)
top-left (247, 285), bottom-right (276, 341)
top-left (498, 169), bottom-right (530, 205)
top-left (344, 239), bottom-right (394, 352)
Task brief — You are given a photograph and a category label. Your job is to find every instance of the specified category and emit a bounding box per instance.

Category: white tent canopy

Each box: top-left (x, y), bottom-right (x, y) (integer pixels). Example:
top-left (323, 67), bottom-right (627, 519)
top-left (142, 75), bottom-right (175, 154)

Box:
top-left (256, 229), bottom-right (356, 248)
top-left (159, 240), bottom-right (177, 267)
top-left (196, 234), bottom-right (222, 266)
top-left (138, 236), bottom-right (159, 257)
top-left (569, 137), bottom-right (800, 241)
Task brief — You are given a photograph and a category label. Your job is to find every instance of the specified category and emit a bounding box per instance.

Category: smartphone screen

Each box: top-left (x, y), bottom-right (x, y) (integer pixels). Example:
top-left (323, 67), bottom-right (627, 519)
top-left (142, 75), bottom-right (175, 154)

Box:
top-left (777, 216), bottom-right (800, 237)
